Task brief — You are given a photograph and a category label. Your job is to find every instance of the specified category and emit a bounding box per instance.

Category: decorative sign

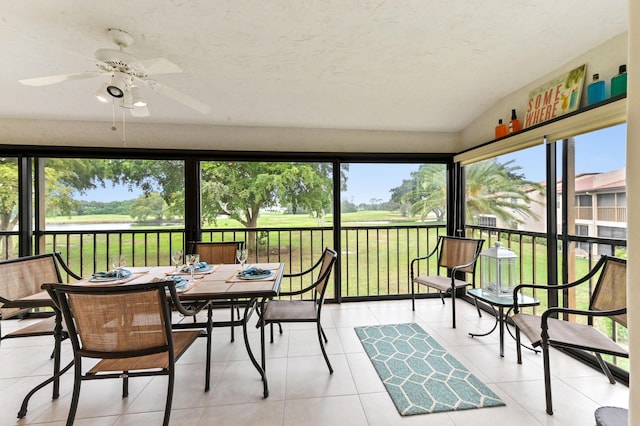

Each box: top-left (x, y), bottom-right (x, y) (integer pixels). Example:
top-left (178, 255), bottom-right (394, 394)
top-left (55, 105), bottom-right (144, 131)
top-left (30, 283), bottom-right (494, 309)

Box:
top-left (524, 64), bottom-right (586, 128)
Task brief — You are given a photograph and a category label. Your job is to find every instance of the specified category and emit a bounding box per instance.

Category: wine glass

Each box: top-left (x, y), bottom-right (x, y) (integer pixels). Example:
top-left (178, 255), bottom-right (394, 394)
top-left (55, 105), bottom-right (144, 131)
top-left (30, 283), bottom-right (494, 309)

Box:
top-left (236, 248), bottom-right (248, 271)
top-left (185, 254), bottom-right (200, 279)
top-left (171, 250), bottom-right (183, 271)
top-left (111, 254), bottom-right (126, 281)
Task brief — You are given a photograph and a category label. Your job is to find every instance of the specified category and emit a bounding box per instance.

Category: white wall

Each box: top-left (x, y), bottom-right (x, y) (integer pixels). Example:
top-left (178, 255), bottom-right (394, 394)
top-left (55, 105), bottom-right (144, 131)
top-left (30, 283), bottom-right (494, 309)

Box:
top-left (626, 1), bottom-right (638, 423)
top-left (0, 118), bottom-right (458, 153)
top-left (459, 33), bottom-right (628, 151)
top-left (459, 22), bottom-right (634, 420)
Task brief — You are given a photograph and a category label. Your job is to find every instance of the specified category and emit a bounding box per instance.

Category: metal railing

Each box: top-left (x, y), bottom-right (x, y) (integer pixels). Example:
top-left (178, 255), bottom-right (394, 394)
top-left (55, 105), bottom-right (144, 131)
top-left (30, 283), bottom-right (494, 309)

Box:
top-left (0, 223), bottom-right (628, 372)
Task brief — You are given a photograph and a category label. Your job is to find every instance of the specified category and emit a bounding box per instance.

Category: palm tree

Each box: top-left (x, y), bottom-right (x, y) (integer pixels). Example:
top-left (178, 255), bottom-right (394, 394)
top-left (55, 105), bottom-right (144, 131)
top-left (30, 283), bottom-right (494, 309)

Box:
top-left (396, 159), bottom-right (544, 225)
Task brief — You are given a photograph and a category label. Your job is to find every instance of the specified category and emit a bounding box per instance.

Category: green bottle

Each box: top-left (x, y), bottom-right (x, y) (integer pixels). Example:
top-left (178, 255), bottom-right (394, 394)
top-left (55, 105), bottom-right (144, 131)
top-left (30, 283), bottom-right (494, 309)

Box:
top-left (611, 64), bottom-right (627, 97)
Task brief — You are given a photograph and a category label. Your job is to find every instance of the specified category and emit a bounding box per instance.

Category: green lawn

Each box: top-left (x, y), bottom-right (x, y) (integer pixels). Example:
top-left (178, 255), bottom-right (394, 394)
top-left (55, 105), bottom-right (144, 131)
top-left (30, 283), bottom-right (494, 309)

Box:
top-left (42, 210), bottom-right (627, 370)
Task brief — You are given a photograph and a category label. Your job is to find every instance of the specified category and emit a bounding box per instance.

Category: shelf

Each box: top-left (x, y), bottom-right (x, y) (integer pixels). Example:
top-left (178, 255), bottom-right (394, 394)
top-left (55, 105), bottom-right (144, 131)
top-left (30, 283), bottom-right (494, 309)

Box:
top-left (455, 96), bottom-right (627, 165)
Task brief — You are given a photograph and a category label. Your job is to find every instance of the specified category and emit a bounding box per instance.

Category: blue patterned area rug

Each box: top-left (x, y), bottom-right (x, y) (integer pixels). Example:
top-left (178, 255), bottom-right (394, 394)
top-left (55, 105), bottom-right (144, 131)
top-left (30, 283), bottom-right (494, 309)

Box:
top-left (355, 323), bottom-right (505, 416)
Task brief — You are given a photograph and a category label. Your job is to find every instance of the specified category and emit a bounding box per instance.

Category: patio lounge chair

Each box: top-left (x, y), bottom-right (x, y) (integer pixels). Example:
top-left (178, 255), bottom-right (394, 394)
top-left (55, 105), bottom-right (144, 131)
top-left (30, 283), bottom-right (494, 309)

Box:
top-left (410, 236), bottom-right (484, 328)
top-left (511, 255), bottom-right (628, 415)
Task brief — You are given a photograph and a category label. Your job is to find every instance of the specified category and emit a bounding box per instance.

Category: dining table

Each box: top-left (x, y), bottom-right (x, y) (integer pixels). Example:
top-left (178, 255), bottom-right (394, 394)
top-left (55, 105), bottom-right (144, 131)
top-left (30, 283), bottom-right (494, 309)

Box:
top-left (14, 261), bottom-right (284, 418)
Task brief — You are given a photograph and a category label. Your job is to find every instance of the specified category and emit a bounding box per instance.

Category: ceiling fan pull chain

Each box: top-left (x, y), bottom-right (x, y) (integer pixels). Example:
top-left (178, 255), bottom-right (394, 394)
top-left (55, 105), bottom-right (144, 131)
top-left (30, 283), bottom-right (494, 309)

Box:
top-left (122, 107), bottom-right (126, 145)
top-left (111, 98), bottom-right (117, 132)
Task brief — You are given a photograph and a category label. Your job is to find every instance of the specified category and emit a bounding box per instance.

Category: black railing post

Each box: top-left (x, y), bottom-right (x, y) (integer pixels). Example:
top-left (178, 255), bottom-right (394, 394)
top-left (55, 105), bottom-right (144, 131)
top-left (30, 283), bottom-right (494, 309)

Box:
top-left (546, 139), bottom-right (559, 309)
top-left (18, 156), bottom-right (33, 257)
top-left (184, 157), bottom-right (201, 247)
top-left (333, 160), bottom-right (342, 303)
top-left (447, 161), bottom-right (461, 237)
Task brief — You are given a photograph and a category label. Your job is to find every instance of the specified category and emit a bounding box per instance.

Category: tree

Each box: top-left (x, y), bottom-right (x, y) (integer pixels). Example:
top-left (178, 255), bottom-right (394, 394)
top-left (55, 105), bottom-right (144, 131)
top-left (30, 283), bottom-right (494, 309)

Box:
top-left (0, 159), bottom-right (18, 233)
top-left (392, 159), bottom-right (543, 225)
top-left (200, 162), bottom-right (336, 228)
top-left (0, 158), bottom-right (102, 255)
top-left (465, 159), bottom-right (544, 225)
top-left (105, 160), bottom-right (347, 231)
top-left (105, 159), bottom-right (185, 219)
top-left (130, 193), bottom-right (165, 221)
top-left (0, 158), bottom-right (102, 229)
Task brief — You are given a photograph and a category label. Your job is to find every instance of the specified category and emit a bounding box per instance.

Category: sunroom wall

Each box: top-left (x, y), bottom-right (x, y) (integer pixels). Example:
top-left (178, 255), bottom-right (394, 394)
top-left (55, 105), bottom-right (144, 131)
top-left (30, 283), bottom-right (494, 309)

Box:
top-left (459, 32), bottom-right (628, 151)
top-left (459, 28), bottom-right (636, 422)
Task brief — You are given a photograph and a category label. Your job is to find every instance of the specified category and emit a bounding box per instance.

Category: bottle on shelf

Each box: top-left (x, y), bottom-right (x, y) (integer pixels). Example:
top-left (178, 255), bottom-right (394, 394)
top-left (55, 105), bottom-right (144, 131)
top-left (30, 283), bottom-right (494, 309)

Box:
top-left (587, 73), bottom-right (606, 105)
top-left (610, 64), bottom-right (627, 97)
top-left (508, 109), bottom-right (521, 134)
top-left (495, 119), bottom-right (508, 139)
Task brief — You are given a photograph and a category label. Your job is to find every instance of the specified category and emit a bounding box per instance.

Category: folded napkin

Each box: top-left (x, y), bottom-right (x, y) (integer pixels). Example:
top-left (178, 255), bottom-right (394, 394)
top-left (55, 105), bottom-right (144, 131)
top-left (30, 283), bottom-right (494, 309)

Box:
top-left (92, 269), bottom-right (132, 279)
top-left (168, 275), bottom-right (188, 282)
top-left (168, 275), bottom-right (191, 290)
top-left (180, 261), bottom-right (208, 273)
top-left (237, 267), bottom-right (271, 277)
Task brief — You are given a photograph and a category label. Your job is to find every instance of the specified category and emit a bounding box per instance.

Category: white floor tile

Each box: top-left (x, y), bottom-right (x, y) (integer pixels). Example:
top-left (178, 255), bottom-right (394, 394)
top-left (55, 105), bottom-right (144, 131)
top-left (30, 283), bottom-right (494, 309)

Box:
top-left (2, 298), bottom-right (627, 425)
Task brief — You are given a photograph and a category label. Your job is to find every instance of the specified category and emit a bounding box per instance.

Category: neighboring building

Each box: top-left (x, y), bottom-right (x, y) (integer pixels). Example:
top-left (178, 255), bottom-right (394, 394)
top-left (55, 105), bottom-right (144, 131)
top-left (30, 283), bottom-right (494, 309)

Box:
top-left (483, 168), bottom-right (627, 256)
top-left (571, 168), bottom-right (627, 255)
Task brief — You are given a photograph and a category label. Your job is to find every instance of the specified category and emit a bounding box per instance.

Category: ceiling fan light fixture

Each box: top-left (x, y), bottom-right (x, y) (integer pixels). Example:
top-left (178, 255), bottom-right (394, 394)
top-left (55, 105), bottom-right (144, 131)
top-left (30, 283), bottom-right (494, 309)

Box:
top-left (121, 89), bottom-right (133, 109)
top-left (131, 86), bottom-right (147, 107)
top-left (95, 82), bottom-right (110, 103)
top-left (106, 72), bottom-right (127, 98)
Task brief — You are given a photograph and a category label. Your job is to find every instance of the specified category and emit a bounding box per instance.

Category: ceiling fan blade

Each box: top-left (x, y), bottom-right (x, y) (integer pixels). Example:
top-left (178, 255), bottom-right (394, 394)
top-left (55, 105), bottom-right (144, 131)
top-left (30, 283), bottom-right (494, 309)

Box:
top-left (130, 105), bottom-right (150, 117)
top-left (139, 57), bottom-right (183, 75)
top-left (142, 79), bottom-right (211, 114)
top-left (19, 71), bottom-right (106, 86)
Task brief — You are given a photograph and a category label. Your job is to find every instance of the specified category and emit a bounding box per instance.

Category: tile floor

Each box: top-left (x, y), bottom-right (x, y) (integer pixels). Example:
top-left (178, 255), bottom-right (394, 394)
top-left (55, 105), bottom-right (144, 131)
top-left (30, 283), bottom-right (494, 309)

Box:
top-left (0, 298), bottom-right (629, 425)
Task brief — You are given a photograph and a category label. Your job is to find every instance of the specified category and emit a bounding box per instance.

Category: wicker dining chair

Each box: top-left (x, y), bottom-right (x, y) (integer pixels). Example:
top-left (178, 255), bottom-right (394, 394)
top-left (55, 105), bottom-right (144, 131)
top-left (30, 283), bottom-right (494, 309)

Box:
top-left (188, 240), bottom-right (243, 264)
top-left (410, 236), bottom-right (484, 328)
top-left (260, 247), bottom-right (338, 373)
top-left (188, 240), bottom-right (244, 341)
top-left (511, 255), bottom-right (628, 415)
top-left (42, 280), bottom-right (202, 426)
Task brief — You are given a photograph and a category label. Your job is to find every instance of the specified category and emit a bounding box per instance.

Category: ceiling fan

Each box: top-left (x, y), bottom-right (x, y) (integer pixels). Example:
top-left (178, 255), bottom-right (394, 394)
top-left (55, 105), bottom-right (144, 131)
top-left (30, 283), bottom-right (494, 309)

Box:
top-left (18, 28), bottom-right (211, 117)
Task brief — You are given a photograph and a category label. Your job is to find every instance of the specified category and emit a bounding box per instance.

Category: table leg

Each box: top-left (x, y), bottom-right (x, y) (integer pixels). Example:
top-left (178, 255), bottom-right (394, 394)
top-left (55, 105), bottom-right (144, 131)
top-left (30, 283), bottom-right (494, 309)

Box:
top-left (468, 301), bottom-right (499, 339)
top-left (260, 298), bottom-right (268, 398)
top-left (498, 307), bottom-right (505, 357)
top-left (505, 307), bottom-right (541, 355)
top-left (205, 304), bottom-right (213, 392)
top-left (242, 297), bottom-right (269, 398)
top-left (18, 311), bottom-right (74, 418)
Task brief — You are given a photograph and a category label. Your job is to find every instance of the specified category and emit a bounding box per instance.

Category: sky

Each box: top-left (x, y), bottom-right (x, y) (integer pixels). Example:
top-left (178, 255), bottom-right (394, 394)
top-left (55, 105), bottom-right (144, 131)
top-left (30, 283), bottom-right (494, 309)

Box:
top-left (500, 123), bottom-right (626, 183)
top-left (76, 123), bottom-right (626, 204)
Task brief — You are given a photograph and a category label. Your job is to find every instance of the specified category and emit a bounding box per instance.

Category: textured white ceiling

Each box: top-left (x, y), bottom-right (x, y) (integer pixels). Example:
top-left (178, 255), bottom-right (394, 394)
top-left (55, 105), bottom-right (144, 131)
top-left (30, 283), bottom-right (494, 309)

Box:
top-left (0, 0), bottom-right (629, 133)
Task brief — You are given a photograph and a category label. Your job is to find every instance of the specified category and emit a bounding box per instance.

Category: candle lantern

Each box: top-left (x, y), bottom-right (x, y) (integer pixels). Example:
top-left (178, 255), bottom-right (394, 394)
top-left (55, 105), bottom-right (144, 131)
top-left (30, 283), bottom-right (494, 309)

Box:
top-left (480, 242), bottom-right (519, 296)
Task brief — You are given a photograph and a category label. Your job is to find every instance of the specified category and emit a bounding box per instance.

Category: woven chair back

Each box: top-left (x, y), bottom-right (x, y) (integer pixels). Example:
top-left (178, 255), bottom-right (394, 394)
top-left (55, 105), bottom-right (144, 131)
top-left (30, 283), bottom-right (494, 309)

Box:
top-left (591, 257), bottom-right (627, 327)
top-left (438, 237), bottom-right (483, 274)
top-left (0, 254), bottom-right (61, 319)
top-left (60, 284), bottom-right (170, 356)
top-left (315, 248), bottom-right (338, 298)
top-left (190, 241), bottom-right (242, 264)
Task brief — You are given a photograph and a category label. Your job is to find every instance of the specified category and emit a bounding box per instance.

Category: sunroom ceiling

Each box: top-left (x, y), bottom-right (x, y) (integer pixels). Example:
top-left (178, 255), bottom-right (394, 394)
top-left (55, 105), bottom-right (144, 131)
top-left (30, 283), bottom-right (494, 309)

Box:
top-left (0, 1), bottom-right (629, 133)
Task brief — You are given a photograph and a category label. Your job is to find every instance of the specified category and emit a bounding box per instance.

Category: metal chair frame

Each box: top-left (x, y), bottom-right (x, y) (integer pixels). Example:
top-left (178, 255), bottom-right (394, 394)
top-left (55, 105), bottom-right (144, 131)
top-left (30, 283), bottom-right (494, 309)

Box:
top-left (410, 236), bottom-right (484, 328)
top-left (43, 280), bottom-right (202, 426)
top-left (260, 247), bottom-right (338, 373)
top-left (187, 240), bottom-right (244, 342)
top-left (511, 255), bottom-right (628, 415)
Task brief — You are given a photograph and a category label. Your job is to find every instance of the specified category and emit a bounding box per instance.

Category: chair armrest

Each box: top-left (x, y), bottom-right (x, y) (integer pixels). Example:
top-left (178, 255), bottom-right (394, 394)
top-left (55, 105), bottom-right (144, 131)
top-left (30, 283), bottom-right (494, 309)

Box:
top-left (278, 282), bottom-right (318, 297)
top-left (281, 251), bottom-right (335, 297)
top-left (283, 253), bottom-right (325, 279)
top-left (54, 252), bottom-right (82, 281)
top-left (511, 259), bottom-right (607, 313)
top-left (165, 283), bottom-right (197, 317)
top-left (541, 306), bottom-right (627, 328)
top-left (450, 257), bottom-right (480, 275)
top-left (410, 243), bottom-right (440, 278)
